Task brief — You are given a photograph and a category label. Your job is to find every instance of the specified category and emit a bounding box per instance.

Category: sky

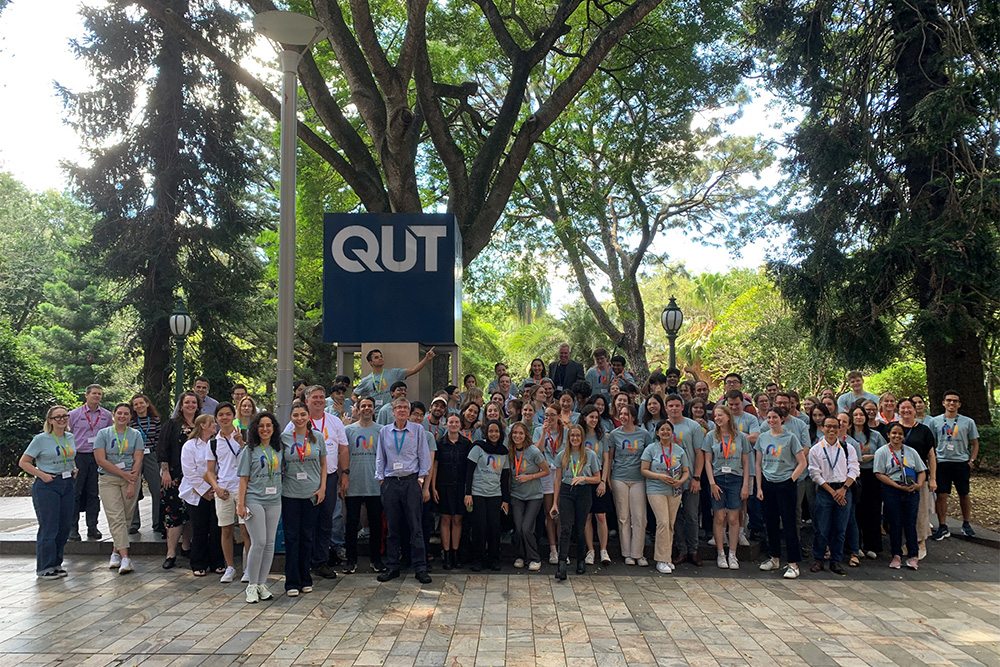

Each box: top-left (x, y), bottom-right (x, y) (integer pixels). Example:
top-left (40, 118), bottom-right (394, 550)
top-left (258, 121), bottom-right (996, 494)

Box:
top-left (0, 0), bottom-right (785, 309)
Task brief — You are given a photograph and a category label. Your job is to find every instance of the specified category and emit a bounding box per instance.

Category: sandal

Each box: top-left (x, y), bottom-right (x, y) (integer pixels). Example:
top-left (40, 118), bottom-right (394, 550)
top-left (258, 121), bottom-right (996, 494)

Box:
top-left (193, 570), bottom-right (207, 577)
top-left (849, 555), bottom-right (860, 567)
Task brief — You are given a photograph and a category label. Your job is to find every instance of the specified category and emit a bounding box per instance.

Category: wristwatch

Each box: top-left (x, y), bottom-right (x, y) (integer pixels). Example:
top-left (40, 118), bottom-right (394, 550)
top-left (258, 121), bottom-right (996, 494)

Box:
top-left (341, 468), bottom-right (350, 475)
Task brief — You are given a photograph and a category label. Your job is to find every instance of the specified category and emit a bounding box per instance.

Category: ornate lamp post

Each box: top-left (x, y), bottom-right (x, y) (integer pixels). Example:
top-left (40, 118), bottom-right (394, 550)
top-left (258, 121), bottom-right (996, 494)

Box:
top-left (169, 298), bottom-right (193, 407)
top-left (660, 296), bottom-right (684, 372)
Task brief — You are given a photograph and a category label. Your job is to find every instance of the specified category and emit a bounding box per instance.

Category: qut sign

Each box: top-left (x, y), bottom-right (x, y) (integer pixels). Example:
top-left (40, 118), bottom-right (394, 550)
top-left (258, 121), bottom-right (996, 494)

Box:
top-left (323, 213), bottom-right (462, 344)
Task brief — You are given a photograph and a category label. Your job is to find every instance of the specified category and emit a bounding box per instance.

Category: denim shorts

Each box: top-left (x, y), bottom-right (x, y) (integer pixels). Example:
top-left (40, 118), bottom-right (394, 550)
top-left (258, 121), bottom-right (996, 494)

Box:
top-left (710, 473), bottom-right (743, 511)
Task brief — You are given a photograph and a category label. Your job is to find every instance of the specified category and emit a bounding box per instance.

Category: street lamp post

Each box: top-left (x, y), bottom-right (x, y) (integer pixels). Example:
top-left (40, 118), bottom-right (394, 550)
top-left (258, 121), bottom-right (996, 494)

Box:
top-left (253, 11), bottom-right (327, 424)
top-left (169, 298), bottom-right (193, 407)
top-left (660, 296), bottom-right (684, 372)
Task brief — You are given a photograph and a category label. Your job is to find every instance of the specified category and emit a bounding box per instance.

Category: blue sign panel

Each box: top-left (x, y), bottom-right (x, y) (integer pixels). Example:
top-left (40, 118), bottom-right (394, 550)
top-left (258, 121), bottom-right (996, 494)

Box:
top-left (323, 213), bottom-right (462, 344)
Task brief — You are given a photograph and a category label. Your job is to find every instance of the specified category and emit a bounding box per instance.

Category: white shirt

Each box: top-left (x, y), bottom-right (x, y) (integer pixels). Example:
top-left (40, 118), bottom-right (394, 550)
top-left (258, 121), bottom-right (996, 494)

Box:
top-left (178, 438), bottom-right (213, 505)
top-left (808, 438), bottom-right (860, 486)
top-left (208, 430), bottom-right (241, 494)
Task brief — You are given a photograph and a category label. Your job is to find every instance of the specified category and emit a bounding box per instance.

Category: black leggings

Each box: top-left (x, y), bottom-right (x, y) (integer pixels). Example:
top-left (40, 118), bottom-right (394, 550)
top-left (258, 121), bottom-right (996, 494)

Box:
top-left (345, 495), bottom-right (384, 565)
top-left (471, 495), bottom-right (503, 566)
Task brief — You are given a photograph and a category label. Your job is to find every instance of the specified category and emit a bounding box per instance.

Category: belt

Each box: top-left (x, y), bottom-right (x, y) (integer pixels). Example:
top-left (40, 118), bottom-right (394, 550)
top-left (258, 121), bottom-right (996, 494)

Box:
top-left (388, 473), bottom-right (418, 481)
top-left (827, 481), bottom-right (845, 490)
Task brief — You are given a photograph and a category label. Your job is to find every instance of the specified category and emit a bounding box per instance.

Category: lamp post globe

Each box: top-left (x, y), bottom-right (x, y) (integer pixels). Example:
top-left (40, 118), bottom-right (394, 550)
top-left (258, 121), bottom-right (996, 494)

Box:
top-left (169, 299), bottom-right (193, 407)
top-left (660, 296), bottom-right (684, 372)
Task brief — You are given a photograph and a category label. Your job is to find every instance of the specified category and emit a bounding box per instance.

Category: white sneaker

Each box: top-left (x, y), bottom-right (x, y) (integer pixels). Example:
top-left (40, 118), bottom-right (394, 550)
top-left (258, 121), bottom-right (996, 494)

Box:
top-left (600, 550), bottom-right (612, 564)
top-left (584, 550), bottom-right (595, 565)
top-left (636, 557), bottom-right (649, 567)
top-left (865, 551), bottom-right (877, 559)
top-left (760, 559), bottom-right (779, 571)
top-left (716, 554), bottom-right (728, 569)
top-left (656, 562), bottom-right (670, 574)
top-left (667, 562), bottom-right (675, 573)
top-left (527, 561), bottom-right (541, 571)
top-left (258, 585), bottom-right (273, 600)
top-left (286, 588), bottom-right (299, 597)
top-left (513, 558), bottom-right (525, 569)
top-left (728, 554), bottom-right (739, 570)
top-left (118, 557), bottom-right (133, 575)
top-left (245, 584), bottom-right (259, 603)
top-left (220, 566), bottom-right (236, 583)
top-left (301, 586), bottom-right (313, 593)
top-left (548, 548), bottom-right (559, 565)
top-left (624, 557), bottom-right (636, 566)
top-left (738, 533), bottom-right (750, 546)
top-left (783, 565), bottom-right (800, 579)
top-left (109, 553), bottom-right (121, 568)
top-left (241, 571), bottom-right (250, 583)
top-left (708, 536), bottom-right (716, 546)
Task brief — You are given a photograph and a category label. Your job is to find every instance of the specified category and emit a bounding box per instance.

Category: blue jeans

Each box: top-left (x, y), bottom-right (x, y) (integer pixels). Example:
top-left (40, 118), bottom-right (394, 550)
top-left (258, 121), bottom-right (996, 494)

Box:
top-left (32, 476), bottom-right (75, 574)
top-left (845, 486), bottom-right (860, 555)
top-left (812, 486), bottom-right (852, 563)
top-left (882, 485), bottom-right (919, 557)
top-left (282, 496), bottom-right (319, 590)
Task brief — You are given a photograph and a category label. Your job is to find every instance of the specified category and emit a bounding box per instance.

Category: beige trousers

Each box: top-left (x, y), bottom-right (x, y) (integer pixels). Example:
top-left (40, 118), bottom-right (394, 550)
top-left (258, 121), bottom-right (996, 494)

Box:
top-left (99, 474), bottom-right (138, 551)
top-left (648, 493), bottom-right (683, 563)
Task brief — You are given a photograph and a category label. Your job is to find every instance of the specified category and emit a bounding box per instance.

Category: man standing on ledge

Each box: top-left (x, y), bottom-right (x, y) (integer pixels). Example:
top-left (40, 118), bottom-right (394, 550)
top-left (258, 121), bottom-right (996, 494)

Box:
top-left (549, 343), bottom-right (585, 395)
top-left (352, 348), bottom-right (436, 412)
top-left (375, 398), bottom-right (432, 584)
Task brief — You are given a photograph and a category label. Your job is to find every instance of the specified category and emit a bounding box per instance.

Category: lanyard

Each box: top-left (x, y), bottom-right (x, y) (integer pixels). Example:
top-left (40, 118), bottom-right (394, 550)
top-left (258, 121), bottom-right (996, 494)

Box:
top-left (570, 452), bottom-right (582, 477)
top-left (942, 419), bottom-right (957, 440)
top-left (83, 408), bottom-right (100, 436)
top-left (292, 432), bottom-right (309, 462)
top-left (219, 433), bottom-right (238, 457)
top-left (260, 446), bottom-right (277, 479)
top-left (890, 447), bottom-right (906, 470)
top-left (661, 443), bottom-right (674, 469)
top-left (854, 431), bottom-right (870, 452)
top-left (545, 429), bottom-right (559, 457)
top-left (135, 416), bottom-right (150, 443)
top-left (428, 420), bottom-right (442, 439)
top-left (514, 448), bottom-right (525, 476)
top-left (372, 371), bottom-right (386, 392)
top-left (113, 429), bottom-right (128, 456)
top-left (822, 443), bottom-right (841, 472)
top-left (461, 429), bottom-right (473, 440)
top-left (597, 366), bottom-right (611, 385)
top-left (393, 429), bottom-right (406, 454)
top-left (54, 434), bottom-right (72, 463)
top-left (720, 434), bottom-right (735, 460)
top-left (312, 414), bottom-right (328, 440)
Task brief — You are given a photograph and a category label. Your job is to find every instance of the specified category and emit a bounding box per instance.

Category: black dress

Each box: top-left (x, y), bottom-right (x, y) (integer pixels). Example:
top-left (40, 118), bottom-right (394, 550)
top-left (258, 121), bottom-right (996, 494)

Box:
top-left (435, 434), bottom-right (473, 515)
top-left (157, 419), bottom-right (193, 528)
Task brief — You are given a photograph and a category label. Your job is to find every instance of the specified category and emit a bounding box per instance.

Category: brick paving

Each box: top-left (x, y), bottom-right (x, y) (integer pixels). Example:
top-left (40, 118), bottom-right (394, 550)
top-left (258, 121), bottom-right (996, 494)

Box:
top-left (0, 548), bottom-right (996, 667)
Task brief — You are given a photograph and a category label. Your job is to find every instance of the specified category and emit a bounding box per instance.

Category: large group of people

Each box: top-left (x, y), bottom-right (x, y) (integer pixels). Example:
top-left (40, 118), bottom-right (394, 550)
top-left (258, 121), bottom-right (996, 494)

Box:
top-left (21, 347), bottom-right (981, 592)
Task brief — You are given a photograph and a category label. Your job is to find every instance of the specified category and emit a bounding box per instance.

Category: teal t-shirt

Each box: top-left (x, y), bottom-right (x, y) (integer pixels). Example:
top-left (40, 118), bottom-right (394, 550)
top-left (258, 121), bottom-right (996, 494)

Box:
top-left (702, 430), bottom-right (750, 478)
top-left (510, 445), bottom-right (546, 501)
top-left (873, 444), bottom-right (927, 485)
top-left (609, 427), bottom-right (650, 482)
top-left (583, 432), bottom-right (608, 471)
top-left (851, 429), bottom-right (886, 469)
top-left (355, 368), bottom-right (407, 408)
top-left (344, 423), bottom-right (381, 497)
top-left (468, 444), bottom-right (507, 497)
top-left (640, 442), bottom-right (688, 496)
top-left (666, 418), bottom-right (704, 477)
top-left (281, 429), bottom-right (327, 499)
top-left (754, 431), bottom-right (804, 483)
top-left (929, 414), bottom-right (979, 462)
top-left (93, 425), bottom-right (143, 474)
top-left (237, 443), bottom-right (283, 506)
top-left (533, 426), bottom-right (565, 468)
top-left (24, 432), bottom-right (76, 476)
top-left (556, 447), bottom-right (600, 485)
top-left (715, 412), bottom-right (760, 474)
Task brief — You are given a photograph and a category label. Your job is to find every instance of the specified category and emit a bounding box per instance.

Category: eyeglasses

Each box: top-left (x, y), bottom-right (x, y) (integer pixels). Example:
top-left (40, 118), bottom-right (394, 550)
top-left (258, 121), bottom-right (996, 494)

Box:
top-left (51, 415), bottom-right (69, 420)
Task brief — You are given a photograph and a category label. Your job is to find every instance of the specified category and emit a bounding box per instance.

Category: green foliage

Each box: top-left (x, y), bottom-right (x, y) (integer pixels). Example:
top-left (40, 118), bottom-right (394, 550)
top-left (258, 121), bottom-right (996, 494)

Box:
top-left (977, 425), bottom-right (999, 473)
top-left (0, 325), bottom-right (76, 476)
top-left (865, 362), bottom-right (928, 401)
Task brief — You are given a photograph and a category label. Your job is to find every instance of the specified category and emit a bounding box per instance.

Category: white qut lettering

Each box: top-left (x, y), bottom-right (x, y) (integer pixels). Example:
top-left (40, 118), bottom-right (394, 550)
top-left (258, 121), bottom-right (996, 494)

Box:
top-left (380, 226), bottom-right (417, 272)
top-left (331, 225), bottom-right (382, 272)
top-left (409, 225), bottom-right (447, 271)
top-left (330, 224), bottom-right (448, 272)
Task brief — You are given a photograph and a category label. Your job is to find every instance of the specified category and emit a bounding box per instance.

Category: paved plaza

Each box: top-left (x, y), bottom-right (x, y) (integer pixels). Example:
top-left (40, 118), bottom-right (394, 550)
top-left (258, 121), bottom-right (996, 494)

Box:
top-left (0, 496), bottom-right (997, 667)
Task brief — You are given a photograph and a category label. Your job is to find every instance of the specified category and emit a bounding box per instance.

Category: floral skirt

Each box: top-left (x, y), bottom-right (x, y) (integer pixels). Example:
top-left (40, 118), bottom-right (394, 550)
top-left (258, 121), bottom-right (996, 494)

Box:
top-left (161, 480), bottom-right (189, 528)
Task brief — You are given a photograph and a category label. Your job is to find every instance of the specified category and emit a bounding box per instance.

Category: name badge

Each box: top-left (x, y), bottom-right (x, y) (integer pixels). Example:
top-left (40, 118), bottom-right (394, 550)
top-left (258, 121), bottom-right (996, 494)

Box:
top-left (556, 385), bottom-right (563, 392)
top-left (116, 462), bottom-right (127, 469)
top-left (265, 486), bottom-right (277, 495)
top-left (721, 466), bottom-right (732, 474)
top-left (375, 399), bottom-right (384, 407)
top-left (88, 437), bottom-right (96, 444)
top-left (296, 472), bottom-right (308, 480)
top-left (393, 461), bottom-right (403, 470)
top-left (62, 471), bottom-right (72, 479)
top-left (144, 448), bottom-right (151, 454)
top-left (946, 444), bottom-right (955, 451)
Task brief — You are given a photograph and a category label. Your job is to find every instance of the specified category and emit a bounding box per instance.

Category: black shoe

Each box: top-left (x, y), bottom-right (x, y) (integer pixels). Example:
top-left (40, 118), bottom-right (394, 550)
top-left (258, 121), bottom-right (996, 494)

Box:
top-left (129, 526), bottom-right (139, 535)
top-left (377, 569), bottom-right (400, 582)
top-left (162, 557), bottom-right (176, 570)
top-left (343, 562), bottom-right (357, 574)
top-left (314, 563), bottom-right (337, 579)
top-left (490, 562), bottom-right (502, 571)
top-left (441, 551), bottom-right (452, 571)
top-left (69, 530), bottom-right (81, 542)
top-left (180, 547), bottom-right (191, 558)
top-left (470, 562), bottom-right (482, 572)
top-left (576, 560), bottom-right (586, 575)
top-left (415, 570), bottom-right (432, 584)
top-left (555, 562), bottom-right (567, 581)
top-left (87, 528), bottom-right (102, 540)
top-left (370, 560), bottom-right (387, 573)
top-left (830, 562), bottom-right (846, 576)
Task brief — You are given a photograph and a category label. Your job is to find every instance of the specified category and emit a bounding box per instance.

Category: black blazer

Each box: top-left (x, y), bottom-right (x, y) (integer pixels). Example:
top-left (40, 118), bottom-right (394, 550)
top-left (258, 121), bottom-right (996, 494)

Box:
top-left (548, 360), bottom-right (585, 391)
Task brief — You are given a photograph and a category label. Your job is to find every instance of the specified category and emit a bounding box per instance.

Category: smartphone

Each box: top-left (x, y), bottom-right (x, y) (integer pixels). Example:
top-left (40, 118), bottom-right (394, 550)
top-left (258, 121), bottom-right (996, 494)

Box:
top-left (311, 494), bottom-right (319, 505)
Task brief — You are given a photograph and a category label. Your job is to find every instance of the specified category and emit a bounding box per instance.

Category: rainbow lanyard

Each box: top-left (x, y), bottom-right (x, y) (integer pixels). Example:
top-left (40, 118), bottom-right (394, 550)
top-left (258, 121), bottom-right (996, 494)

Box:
top-left (372, 371), bottom-right (386, 392)
top-left (260, 446), bottom-right (277, 478)
top-left (292, 433), bottom-right (310, 462)
top-left (54, 435), bottom-right (73, 464)
top-left (942, 419), bottom-right (957, 440)
top-left (570, 452), bottom-right (582, 477)
top-left (113, 430), bottom-right (128, 456)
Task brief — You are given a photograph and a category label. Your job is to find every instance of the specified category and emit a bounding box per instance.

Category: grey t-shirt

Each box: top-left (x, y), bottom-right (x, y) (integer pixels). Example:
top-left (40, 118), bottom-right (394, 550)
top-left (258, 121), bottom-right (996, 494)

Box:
top-left (583, 432), bottom-right (608, 471)
top-left (510, 445), bottom-right (546, 501)
top-left (928, 414), bottom-right (979, 463)
top-left (641, 441), bottom-right (688, 496)
top-left (850, 429), bottom-right (887, 469)
top-left (343, 423), bottom-right (381, 497)
top-left (237, 443), bottom-right (283, 506)
top-left (873, 444), bottom-right (927, 485)
top-left (702, 430), bottom-right (750, 478)
top-left (609, 427), bottom-right (651, 482)
top-left (754, 430), bottom-right (804, 483)
top-left (468, 444), bottom-right (507, 497)
top-left (93, 425), bottom-right (143, 474)
top-left (280, 429), bottom-right (327, 499)
top-left (556, 447), bottom-right (601, 485)
top-left (24, 432), bottom-right (76, 476)
top-left (354, 368), bottom-right (407, 408)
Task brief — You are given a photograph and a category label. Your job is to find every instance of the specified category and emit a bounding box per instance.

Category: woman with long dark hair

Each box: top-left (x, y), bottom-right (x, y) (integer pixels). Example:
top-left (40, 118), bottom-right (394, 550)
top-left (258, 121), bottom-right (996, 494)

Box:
top-left (280, 401), bottom-right (327, 596)
top-left (464, 419), bottom-right (510, 571)
top-left (433, 413), bottom-right (473, 569)
top-left (238, 411), bottom-right (283, 603)
top-left (874, 423), bottom-right (927, 571)
top-left (159, 391), bottom-right (199, 569)
top-left (609, 403), bottom-right (651, 566)
top-left (130, 393), bottom-right (163, 537)
top-left (579, 405), bottom-right (612, 566)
